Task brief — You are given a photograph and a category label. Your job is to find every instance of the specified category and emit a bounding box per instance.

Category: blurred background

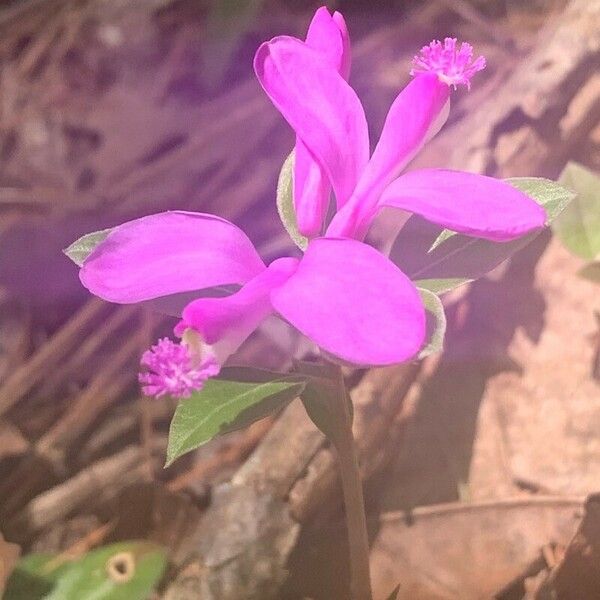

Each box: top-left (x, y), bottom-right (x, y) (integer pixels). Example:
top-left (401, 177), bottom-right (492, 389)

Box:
top-left (0, 0), bottom-right (599, 598)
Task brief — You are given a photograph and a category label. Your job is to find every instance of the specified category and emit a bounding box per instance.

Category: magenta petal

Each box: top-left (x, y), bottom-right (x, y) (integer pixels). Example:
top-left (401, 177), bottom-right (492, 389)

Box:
top-left (332, 11), bottom-right (351, 80)
top-left (305, 6), bottom-right (350, 76)
top-left (294, 139), bottom-right (331, 237)
top-left (255, 36), bottom-right (369, 207)
top-left (380, 169), bottom-right (547, 241)
top-left (292, 7), bottom-right (352, 237)
top-left (271, 238), bottom-right (426, 365)
top-left (327, 74), bottom-right (450, 240)
top-left (80, 211), bottom-right (265, 303)
top-left (178, 257), bottom-right (299, 363)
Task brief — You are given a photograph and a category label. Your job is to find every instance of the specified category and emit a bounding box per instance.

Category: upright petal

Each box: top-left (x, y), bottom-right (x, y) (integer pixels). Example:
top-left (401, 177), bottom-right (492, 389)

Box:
top-left (80, 211), bottom-right (265, 303)
top-left (379, 169), bottom-right (547, 241)
top-left (255, 36), bottom-right (369, 207)
top-left (332, 11), bottom-right (351, 80)
top-left (305, 6), bottom-right (351, 76)
top-left (327, 73), bottom-right (450, 240)
top-left (292, 7), bottom-right (352, 237)
top-left (271, 238), bottom-right (425, 365)
top-left (178, 257), bottom-right (299, 364)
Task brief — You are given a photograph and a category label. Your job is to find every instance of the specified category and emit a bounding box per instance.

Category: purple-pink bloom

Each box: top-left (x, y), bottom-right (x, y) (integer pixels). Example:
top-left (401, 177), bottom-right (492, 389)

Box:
top-left (254, 9), bottom-right (546, 241)
top-left (81, 211), bottom-right (426, 398)
top-left (77, 7), bottom-right (547, 400)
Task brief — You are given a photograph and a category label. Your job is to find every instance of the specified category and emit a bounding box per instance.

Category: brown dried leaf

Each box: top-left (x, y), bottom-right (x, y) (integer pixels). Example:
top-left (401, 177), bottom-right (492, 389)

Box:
top-left (370, 497), bottom-right (583, 600)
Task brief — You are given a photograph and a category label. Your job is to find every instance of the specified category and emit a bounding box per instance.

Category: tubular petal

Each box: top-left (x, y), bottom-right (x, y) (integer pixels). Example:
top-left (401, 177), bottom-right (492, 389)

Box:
top-left (327, 73), bottom-right (450, 240)
top-left (254, 36), bottom-right (369, 208)
top-left (379, 169), bottom-right (547, 241)
top-left (80, 211), bottom-right (265, 303)
top-left (271, 238), bottom-right (426, 365)
top-left (178, 257), bottom-right (299, 364)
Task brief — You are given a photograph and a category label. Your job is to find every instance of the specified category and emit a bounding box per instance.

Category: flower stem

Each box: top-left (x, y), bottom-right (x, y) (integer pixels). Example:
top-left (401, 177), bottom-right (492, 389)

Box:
top-left (330, 368), bottom-right (373, 600)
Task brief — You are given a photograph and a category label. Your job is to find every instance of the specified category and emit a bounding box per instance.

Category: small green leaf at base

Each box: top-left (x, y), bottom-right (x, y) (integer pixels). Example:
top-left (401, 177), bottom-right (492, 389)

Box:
top-left (554, 161), bottom-right (600, 260)
top-left (277, 151), bottom-right (309, 251)
top-left (166, 378), bottom-right (305, 466)
top-left (391, 177), bottom-right (575, 294)
top-left (63, 228), bottom-right (113, 266)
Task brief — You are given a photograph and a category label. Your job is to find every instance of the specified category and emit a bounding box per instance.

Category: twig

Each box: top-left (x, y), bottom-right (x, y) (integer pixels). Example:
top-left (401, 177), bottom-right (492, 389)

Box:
top-left (0, 298), bottom-right (107, 417)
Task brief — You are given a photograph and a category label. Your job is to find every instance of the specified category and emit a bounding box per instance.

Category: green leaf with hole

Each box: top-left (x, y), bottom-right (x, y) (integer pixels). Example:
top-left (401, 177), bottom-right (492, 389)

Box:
top-left (553, 161), bottom-right (600, 260)
top-left (63, 228), bottom-right (113, 266)
top-left (277, 151), bottom-right (309, 251)
top-left (390, 177), bottom-right (575, 294)
top-left (166, 377), bottom-right (305, 466)
top-left (418, 288), bottom-right (446, 358)
top-left (4, 541), bottom-right (167, 600)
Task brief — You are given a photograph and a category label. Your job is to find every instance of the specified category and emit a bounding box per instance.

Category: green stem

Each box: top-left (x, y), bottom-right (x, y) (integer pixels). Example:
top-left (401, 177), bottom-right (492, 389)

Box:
top-left (331, 368), bottom-right (373, 600)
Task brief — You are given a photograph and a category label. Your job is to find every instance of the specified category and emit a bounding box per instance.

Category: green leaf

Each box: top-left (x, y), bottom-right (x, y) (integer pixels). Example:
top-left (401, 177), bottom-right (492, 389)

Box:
top-left (418, 288), bottom-right (446, 358)
top-left (390, 177), bottom-right (575, 294)
top-left (578, 261), bottom-right (600, 285)
top-left (277, 151), bottom-right (309, 251)
top-left (166, 378), bottom-right (305, 466)
top-left (297, 363), bottom-right (350, 447)
top-left (554, 161), bottom-right (600, 260)
top-left (63, 228), bottom-right (112, 266)
top-left (4, 542), bottom-right (167, 600)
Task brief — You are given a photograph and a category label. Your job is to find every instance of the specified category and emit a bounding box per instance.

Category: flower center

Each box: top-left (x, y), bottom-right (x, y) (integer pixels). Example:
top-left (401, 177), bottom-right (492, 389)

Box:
top-left (410, 38), bottom-right (486, 90)
top-left (138, 332), bottom-right (220, 399)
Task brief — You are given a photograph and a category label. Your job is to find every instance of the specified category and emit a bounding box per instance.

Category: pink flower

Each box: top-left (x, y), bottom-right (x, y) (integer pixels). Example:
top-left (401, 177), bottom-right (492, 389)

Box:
top-left (80, 211), bottom-right (426, 398)
top-left (76, 8), bottom-right (546, 400)
top-left (254, 8), bottom-right (545, 241)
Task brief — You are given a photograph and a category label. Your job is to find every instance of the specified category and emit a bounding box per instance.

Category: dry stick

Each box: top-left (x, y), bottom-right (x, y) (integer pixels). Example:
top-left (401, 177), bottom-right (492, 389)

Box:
top-left (36, 332), bottom-right (145, 458)
top-left (43, 520), bottom-right (116, 571)
top-left (33, 304), bottom-right (138, 401)
top-left (7, 446), bottom-right (147, 542)
top-left (0, 298), bottom-right (107, 418)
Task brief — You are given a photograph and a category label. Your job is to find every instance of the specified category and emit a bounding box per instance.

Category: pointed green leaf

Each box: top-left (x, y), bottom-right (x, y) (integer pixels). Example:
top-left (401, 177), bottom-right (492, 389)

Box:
top-left (277, 151), bottom-right (309, 251)
top-left (166, 378), bottom-right (305, 466)
top-left (418, 288), bottom-right (446, 359)
top-left (390, 178), bottom-right (575, 294)
top-left (554, 161), bottom-right (600, 260)
top-left (63, 228), bottom-right (113, 266)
